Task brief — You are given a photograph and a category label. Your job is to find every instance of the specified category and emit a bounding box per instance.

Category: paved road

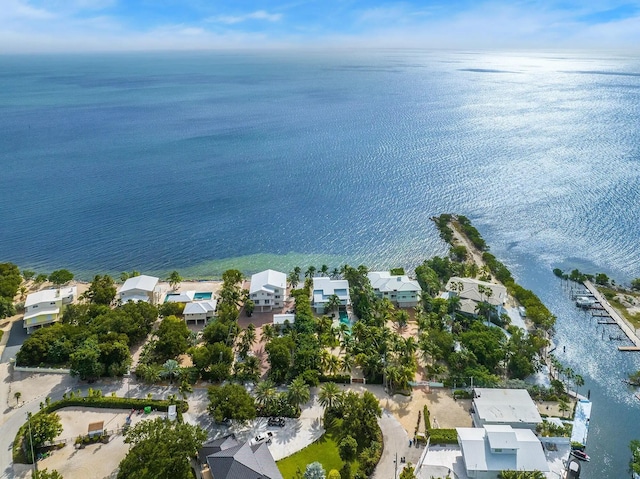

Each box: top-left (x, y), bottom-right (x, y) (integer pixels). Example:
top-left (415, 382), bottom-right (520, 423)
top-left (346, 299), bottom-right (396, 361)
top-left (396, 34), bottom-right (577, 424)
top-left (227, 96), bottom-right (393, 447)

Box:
top-left (1, 322), bottom-right (28, 363)
top-left (372, 409), bottom-right (423, 479)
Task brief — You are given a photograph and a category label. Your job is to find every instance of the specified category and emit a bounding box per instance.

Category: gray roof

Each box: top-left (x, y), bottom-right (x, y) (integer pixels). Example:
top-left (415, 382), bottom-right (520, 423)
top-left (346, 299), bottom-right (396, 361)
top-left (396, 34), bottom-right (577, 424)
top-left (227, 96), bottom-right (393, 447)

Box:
top-left (445, 277), bottom-right (507, 307)
top-left (206, 441), bottom-right (283, 479)
top-left (367, 271), bottom-right (421, 293)
top-left (473, 388), bottom-right (542, 425)
top-left (199, 435), bottom-right (239, 464)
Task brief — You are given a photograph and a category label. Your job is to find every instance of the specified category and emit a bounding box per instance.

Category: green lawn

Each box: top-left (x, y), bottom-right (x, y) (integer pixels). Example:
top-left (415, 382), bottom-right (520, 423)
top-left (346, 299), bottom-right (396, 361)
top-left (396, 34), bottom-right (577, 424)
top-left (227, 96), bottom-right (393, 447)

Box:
top-left (277, 433), bottom-right (347, 479)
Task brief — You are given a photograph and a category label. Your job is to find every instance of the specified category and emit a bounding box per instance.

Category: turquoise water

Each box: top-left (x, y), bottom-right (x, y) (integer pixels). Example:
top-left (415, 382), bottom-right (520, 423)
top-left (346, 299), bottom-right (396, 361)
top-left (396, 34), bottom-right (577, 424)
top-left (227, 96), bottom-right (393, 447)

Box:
top-left (193, 292), bottom-right (212, 300)
top-left (1, 50), bottom-right (639, 477)
top-left (339, 311), bottom-right (349, 323)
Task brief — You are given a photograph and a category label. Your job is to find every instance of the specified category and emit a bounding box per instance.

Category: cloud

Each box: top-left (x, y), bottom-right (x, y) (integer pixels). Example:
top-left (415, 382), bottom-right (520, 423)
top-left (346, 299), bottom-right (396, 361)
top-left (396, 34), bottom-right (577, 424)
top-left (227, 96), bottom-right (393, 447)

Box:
top-left (208, 10), bottom-right (283, 25)
top-left (0, 0), bottom-right (56, 20)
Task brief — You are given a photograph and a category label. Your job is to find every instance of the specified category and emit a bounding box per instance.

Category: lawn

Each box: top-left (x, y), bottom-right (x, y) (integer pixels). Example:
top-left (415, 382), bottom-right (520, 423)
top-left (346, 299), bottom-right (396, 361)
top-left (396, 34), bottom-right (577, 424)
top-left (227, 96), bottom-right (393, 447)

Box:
top-left (277, 433), bottom-right (347, 479)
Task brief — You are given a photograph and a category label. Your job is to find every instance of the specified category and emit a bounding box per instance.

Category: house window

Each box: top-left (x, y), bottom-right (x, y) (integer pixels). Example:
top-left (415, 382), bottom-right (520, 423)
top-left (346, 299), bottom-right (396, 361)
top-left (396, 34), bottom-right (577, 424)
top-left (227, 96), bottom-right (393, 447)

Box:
top-left (275, 295), bottom-right (280, 299)
top-left (264, 300), bottom-right (270, 305)
top-left (254, 300), bottom-right (260, 305)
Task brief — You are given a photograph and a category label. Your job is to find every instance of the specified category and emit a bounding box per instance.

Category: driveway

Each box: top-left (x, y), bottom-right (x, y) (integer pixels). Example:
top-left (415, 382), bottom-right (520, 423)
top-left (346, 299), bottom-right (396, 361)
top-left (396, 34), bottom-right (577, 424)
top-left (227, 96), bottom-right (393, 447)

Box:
top-left (1, 321), bottom-right (28, 364)
top-left (372, 409), bottom-right (424, 479)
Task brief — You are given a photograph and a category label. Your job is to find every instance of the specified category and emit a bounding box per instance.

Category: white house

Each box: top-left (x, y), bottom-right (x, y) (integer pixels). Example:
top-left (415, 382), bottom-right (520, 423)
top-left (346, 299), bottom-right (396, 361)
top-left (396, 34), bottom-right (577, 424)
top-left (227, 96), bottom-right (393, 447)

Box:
top-left (471, 388), bottom-right (542, 430)
top-left (118, 275), bottom-right (160, 304)
top-left (445, 277), bottom-right (508, 316)
top-left (23, 286), bottom-right (76, 333)
top-left (456, 425), bottom-right (549, 479)
top-left (367, 271), bottom-right (421, 307)
top-left (183, 300), bottom-right (217, 324)
top-left (249, 270), bottom-right (287, 312)
top-left (312, 277), bottom-right (350, 314)
top-left (273, 313), bottom-right (295, 326)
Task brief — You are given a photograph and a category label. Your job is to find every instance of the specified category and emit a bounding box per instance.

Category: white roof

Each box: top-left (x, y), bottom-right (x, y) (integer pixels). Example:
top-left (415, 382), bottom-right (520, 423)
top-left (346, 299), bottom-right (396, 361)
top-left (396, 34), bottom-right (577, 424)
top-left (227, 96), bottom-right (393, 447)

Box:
top-left (367, 271), bottom-right (421, 293)
top-left (457, 425), bottom-right (549, 473)
top-left (184, 300), bottom-right (217, 315)
top-left (119, 275), bottom-right (159, 293)
top-left (446, 277), bottom-right (507, 306)
top-left (473, 388), bottom-right (542, 425)
top-left (165, 291), bottom-right (196, 303)
top-left (312, 277), bottom-right (350, 303)
top-left (249, 270), bottom-right (286, 295)
top-left (25, 287), bottom-right (76, 308)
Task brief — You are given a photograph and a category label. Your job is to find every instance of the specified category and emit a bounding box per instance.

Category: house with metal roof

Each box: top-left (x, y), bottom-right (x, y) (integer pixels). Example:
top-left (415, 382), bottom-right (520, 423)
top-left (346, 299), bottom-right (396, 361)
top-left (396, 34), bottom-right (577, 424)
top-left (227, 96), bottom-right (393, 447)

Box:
top-left (200, 435), bottom-right (283, 479)
top-left (118, 275), bottom-right (159, 304)
top-left (472, 388), bottom-right (542, 430)
top-left (445, 277), bottom-right (508, 316)
top-left (312, 277), bottom-right (350, 314)
top-left (367, 271), bottom-right (422, 307)
top-left (23, 286), bottom-right (76, 333)
top-left (249, 270), bottom-right (287, 312)
top-left (456, 425), bottom-right (549, 479)
top-left (183, 300), bottom-right (217, 324)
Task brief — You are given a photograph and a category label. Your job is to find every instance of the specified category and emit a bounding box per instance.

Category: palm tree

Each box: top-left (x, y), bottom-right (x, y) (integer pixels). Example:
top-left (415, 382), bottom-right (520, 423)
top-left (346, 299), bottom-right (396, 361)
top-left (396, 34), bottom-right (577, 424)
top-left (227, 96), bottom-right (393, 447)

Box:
top-left (318, 382), bottom-right (341, 409)
top-left (327, 355), bottom-right (341, 376)
top-left (261, 324), bottom-right (276, 343)
top-left (574, 374), bottom-right (584, 397)
top-left (288, 270), bottom-right (300, 290)
top-left (287, 377), bottom-right (310, 411)
top-left (167, 271), bottom-right (183, 291)
top-left (326, 294), bottom-right (342, 315)
top-left (331, 268), bottom-right (341, 279)
top-left (255, 380), bottom-right (277, 408)
top-left (394, 310), bottom-right (409, 329)
top-left (340, 354), bottom-right (354, 375)
top-left (305, 266), bottom-right (317, 279)
top-left (14, 391), bottom-right (21, 405)
top-left (320, 265), bottom-right (329, 277)
top-left (558, 398), bottom-right (570, 417)
top-left (160, 359), bottom-right (180, 384)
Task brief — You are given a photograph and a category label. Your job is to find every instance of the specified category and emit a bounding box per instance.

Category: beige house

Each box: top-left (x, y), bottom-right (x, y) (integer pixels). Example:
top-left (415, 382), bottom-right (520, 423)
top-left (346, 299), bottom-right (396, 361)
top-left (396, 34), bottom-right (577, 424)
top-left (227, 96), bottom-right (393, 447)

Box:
top-left (118, 275), bottom-right (160, 304)
top-left (367, 271), bottom-right (421, 307)
top-left (445, 277), bottom-right (507, 316)
top-left (23, 286), bottom-right (76, 333)
top-left (249, 270), bottom-right (287, 312)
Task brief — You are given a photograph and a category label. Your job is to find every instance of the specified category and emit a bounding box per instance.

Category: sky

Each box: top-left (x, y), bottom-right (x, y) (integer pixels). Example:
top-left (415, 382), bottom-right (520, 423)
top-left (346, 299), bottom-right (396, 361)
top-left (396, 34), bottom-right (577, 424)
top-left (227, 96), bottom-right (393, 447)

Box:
top-left (1, 0), bottom-right (640, 53)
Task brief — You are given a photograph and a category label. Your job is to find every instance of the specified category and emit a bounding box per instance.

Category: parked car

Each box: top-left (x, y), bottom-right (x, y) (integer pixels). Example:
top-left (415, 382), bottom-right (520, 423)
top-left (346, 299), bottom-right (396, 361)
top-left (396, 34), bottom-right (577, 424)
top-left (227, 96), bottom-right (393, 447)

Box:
top-left (268, 417), bottom-right (286, 427)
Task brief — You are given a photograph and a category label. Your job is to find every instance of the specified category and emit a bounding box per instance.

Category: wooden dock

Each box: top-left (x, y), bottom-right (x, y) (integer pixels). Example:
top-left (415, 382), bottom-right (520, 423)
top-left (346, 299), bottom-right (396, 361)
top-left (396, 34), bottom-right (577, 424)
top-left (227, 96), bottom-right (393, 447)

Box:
top-left (583, 281), bottom-right (640, 351)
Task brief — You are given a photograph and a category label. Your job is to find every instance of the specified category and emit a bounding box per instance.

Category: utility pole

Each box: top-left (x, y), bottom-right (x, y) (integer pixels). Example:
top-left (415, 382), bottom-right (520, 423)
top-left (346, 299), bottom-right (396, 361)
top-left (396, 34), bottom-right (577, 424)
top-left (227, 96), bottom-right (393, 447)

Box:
top-left (394, 451), bottom-right (398, 479)
top-left (28, 413), bottom-right (38, 474)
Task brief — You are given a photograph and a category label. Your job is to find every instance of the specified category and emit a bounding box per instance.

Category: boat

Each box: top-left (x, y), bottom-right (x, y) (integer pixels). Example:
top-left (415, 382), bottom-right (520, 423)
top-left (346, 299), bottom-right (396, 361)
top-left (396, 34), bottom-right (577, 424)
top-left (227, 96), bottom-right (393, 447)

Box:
top-left (566, 459), bottom-right (581, 479)
top-left (571, 450), bottom-right (590, 462)
top-left (575, 296), bottom-right (595, 308)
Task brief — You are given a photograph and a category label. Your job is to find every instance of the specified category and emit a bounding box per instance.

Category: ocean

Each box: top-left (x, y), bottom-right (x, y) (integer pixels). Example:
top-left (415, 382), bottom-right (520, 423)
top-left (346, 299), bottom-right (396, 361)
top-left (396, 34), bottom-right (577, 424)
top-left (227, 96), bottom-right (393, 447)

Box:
top-left (1, 50), bottom-right (639, 477)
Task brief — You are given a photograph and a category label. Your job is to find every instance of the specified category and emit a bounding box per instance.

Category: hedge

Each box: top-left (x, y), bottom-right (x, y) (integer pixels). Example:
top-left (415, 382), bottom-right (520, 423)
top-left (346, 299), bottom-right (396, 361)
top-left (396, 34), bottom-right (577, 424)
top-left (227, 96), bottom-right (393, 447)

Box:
top-left (319, 374), bottom-right (351, 384)
top-left (428, 429), bottom-right (458, 444)
top-left (13, 394), bottom-right (188, 464)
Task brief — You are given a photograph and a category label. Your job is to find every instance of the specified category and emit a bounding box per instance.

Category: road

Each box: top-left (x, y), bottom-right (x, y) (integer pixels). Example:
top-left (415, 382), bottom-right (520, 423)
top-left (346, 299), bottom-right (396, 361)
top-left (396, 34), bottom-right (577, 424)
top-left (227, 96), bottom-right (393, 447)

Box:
top-left (372, 409), bottom-right (423, 479)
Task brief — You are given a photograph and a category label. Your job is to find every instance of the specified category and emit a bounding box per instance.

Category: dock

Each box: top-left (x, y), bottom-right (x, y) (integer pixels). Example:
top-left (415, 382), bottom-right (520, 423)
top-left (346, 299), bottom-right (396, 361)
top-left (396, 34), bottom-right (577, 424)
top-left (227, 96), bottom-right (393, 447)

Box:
top-left (584, 281), bottom-right (640, 351)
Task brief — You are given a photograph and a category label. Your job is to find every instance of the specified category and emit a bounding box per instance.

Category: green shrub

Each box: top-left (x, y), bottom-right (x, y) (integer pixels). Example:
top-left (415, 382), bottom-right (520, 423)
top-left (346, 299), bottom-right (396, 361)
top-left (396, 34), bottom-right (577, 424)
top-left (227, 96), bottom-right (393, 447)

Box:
top-left (428, 429), bottom-right (458, 444)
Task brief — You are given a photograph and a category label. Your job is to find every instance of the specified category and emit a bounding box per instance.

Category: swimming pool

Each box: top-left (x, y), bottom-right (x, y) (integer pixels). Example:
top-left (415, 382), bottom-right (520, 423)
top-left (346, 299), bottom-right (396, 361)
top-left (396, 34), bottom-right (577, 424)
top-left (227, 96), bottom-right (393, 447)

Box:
top-left (193, 292), bottom-right (212, 300)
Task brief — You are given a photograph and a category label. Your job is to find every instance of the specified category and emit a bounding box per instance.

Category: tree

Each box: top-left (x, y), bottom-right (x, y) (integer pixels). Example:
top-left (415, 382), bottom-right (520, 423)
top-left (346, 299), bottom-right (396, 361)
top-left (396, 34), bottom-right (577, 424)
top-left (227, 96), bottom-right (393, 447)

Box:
top-left (287, 376), bottom-right (310, 411)
top-left (325, 294), bottom-right (342, 315)
top-left (320, 265), bottom-right (330, 277)
top-left (70, 338), bottom-right (104, 380)
top-left (338, 435), bottom-right (358, 463)
top-left (399, 464), bottom-right (417, 479)
top-left (254, 379), bottom-right (277, 408)
top-left (160, 359), bottom-right (181, 384)
top-left (574, 374), bottom-right (584, 397)
top-left (154, 315), bottom-right (190, 361)
top-left (318, 382), bottom-right (341, 410)
top-left (288, 271), bottom-right (300, 290)
top-left (244, 299), bottom-right (255, 317)
top-left (14, 391), bottom-right (21, 405)
top-left (0, 298), bottom-right (16, 319)
top-left (558, 399), bottom-right (570, 417)
top-left (25, 412), bottom-right (63, 461)
top-left (208, 383), bottom-right (256, 423)
top-left (595, 273), bottom-right (609, 286)
top-left (304, 462), bottom-right (326, 479)
top-left (0, 262), bottom-right (23, 299)
top-left (630, 439), bottom-right (640, 475)
top-left (48, 269), bottom-right (74, 286)
top-left (22, 270), bottom-right (36, 281)
top-left (82, 275), bottom-right (117, 305)
top-left (327, 470), bottom-right (341, 479)
top-left (34, 469), bottom-right (63, 479)
top-left (168, 271), bottom-right (183, 290)
top-left (305, 266), bottom-right (317, 279)
top-left (117, 417), bottom-right (206, 479)
top-left (632, 278), bottom-right (640, 291)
